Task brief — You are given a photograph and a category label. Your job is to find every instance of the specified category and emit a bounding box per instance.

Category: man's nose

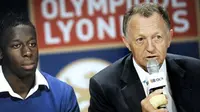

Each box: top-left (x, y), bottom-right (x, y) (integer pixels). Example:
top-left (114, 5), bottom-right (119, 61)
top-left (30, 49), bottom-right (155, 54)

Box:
top-left (22, 46), bottom-right (32, 57)
top-left (146, 39), bottom-right (155, 53)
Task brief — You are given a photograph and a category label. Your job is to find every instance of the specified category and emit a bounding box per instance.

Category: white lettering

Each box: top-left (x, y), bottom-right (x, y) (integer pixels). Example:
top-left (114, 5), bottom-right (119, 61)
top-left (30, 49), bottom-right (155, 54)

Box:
top-left (41, 0), bottom-right (58, 19)
top-left (173, 10), bottom-right (189, 33)
top-left (119, 15), bottom-right (124, 37)
top-left (71, 0), bottom-right (84, 17)
top-left (126, 0), bottom-right (132, 11)
top-left (172, 0), bottom-right (186, 8)
top-left (110, 0), bottom-right (124, 14)
top-left (97, 17), bottom-right (116, 40)
top-left (44, 22), bottom-right (61, 45)
top-left (126, 0), bottom-right (141, 11)
top-left (144, 0), bottom-right (151, 3)
top-left (88, 0), bottom-right (108, 16)
top-left (60, 0), bottom-right (74, 18)
top-left (57, 20), bottom-right (74, 43)
top-left (76, 19), bottom-right (94, 41)
top-left (134, 0), bottom-right (140, 5)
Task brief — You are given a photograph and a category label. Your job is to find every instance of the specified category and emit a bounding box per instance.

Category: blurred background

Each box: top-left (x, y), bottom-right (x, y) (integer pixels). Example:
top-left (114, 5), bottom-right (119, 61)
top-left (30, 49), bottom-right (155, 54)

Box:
top-left (0, 0), bottom-right (199, 111)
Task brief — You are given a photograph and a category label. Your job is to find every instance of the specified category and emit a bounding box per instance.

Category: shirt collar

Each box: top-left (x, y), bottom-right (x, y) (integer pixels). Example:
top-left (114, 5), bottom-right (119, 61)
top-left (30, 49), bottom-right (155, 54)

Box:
top-left (35, 69), bottom-right (49, 89)
top-left (0, 66), bottom-right (49, 99)
top-left (132, 58), bottom-right (149, 84)
top-left (132, 57), bottom-right (167, 83)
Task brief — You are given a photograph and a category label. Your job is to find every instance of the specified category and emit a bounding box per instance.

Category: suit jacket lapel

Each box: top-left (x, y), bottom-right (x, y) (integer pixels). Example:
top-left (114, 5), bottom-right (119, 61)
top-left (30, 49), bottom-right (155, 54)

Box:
top-left (120, 54), bottom-right (146, 112)
top-left (166, 55), bottom-right (192, 112)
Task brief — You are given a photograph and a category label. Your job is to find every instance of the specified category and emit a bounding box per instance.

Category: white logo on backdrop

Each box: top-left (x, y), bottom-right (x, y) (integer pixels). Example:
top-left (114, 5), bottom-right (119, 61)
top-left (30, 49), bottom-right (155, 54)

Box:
top-left (57, 58), bottom-right (110, 112)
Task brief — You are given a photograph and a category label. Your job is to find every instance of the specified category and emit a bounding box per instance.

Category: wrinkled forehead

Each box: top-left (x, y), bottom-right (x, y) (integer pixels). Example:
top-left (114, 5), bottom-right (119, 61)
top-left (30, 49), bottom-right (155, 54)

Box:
top-left (127, 13), bottom-right (168, 32)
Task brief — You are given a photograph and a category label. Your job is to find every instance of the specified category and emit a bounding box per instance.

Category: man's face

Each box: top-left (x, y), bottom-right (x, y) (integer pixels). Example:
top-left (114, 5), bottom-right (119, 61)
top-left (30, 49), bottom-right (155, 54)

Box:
top-left (123, 13), bottom-right (173, 70)
top-left (1, 24), bottom-right (38, 78)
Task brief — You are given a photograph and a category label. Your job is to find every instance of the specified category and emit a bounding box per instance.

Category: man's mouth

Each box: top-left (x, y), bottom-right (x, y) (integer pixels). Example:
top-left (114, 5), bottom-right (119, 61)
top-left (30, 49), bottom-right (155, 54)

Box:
top-left (146, 56), bottom-right (158, 60)
top-left (21, 64), bottom-right (35, 70)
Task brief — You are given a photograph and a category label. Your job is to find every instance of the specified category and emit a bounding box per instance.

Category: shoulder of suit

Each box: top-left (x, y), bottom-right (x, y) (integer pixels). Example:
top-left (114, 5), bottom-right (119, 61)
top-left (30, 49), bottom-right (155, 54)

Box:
top-left (167, 53), bottom-right (200, 61)
top-left (91, 54), bottom-right (131, 83)
top-left (167, 53), bottom-right (200, 68)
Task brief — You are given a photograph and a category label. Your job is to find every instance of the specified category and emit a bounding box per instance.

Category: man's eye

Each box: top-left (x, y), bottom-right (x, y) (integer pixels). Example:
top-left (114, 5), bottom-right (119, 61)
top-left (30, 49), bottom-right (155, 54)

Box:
top-left (12, 44), bottom-right (21, 49)
top-left (154, 35), bottom-right (163, 42)
top-left (29, 43), bottom-right (37, 47)
top-left (156, 35), bottom-right (162, 39)
top-left (154, 35), bottom-right (163, 40)
top-left (136, 38), bottom-right (144, 42)
top-left (136, 37), bottom-right (145, 45)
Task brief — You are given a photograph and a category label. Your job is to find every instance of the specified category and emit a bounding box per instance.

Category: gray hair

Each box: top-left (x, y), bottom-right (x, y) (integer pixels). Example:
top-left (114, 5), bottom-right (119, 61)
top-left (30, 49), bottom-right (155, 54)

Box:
top-left (122, 3), bottom-right (171, 37)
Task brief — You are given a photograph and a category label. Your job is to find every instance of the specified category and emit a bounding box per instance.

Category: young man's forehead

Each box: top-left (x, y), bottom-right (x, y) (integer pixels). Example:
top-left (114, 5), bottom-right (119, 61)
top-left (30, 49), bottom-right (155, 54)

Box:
top-left (1, 25), bottom-right (36, 44)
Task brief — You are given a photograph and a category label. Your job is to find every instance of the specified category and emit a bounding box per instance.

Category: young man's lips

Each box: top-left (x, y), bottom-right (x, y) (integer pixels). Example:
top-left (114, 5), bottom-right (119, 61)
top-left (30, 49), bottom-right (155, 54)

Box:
top-left (21, 64), bottom-right (35, 70)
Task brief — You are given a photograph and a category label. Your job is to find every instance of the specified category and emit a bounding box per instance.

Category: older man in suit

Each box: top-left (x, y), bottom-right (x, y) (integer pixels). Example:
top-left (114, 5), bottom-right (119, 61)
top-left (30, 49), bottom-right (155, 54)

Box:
top-left (88, 2), bottom-right (200, 112)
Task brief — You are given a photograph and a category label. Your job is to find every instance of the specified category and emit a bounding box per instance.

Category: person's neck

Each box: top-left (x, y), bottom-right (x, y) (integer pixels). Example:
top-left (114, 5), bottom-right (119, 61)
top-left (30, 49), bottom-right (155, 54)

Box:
top-left (2, 66), bottom-right (35, 99)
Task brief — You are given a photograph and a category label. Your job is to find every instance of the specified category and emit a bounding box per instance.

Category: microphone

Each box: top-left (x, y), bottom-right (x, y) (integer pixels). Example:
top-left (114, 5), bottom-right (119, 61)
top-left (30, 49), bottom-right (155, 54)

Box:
top-left (147, 58), bottom-right (159, 75)
top-left (147, 59), bottom-right (166, 94)
top-left (147, 59), bottom-right (167, 108)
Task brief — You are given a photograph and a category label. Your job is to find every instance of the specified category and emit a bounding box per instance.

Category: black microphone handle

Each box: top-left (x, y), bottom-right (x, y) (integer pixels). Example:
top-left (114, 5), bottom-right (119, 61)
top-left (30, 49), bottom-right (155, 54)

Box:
top-left (149, 86), bottom-right (165, 94)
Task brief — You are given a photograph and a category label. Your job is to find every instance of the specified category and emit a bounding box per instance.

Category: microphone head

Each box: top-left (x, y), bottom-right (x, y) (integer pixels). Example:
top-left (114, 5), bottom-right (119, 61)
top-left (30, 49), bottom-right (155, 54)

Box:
top-left (147, 59), bottom-right (160, 74)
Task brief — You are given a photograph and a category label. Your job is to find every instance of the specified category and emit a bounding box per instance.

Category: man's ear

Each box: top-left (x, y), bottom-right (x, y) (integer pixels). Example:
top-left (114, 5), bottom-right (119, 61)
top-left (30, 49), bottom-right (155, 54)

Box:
top-left (122, 37), bottom-right (131, 51)
top-left (167, 29), bottom-right (173, 48)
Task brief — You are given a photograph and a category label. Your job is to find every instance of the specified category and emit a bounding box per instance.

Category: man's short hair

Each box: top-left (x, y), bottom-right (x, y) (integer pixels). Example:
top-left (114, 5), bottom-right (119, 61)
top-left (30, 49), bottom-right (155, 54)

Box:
top-left (0, 12), bottom-right (36, 47)
top-left (122, 3), bottom-right (171, 37)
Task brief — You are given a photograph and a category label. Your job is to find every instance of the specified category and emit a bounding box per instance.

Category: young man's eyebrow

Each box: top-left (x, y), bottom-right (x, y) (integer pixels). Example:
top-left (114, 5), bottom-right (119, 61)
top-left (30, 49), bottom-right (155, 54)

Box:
top-left (10, 39), bottom-right (20, 42)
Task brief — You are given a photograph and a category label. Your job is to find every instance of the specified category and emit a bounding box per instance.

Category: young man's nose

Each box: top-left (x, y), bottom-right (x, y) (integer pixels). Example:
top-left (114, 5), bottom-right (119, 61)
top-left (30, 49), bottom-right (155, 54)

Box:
top-left (22, 46), bottom-right (32, 57)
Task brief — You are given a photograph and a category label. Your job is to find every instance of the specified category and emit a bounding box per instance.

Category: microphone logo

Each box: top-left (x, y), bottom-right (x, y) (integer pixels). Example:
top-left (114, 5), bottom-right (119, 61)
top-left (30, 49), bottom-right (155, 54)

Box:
top-left (149, 77), bottom-right (164, 83)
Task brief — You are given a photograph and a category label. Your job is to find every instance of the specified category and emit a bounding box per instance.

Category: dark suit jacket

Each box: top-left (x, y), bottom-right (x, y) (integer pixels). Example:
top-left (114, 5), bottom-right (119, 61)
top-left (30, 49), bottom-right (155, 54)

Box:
top-left (89, 53), bottom-right (200, 112)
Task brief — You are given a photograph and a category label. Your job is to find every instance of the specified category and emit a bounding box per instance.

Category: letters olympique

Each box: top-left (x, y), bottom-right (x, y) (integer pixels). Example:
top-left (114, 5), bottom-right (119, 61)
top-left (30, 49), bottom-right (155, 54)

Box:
top-left (31, 0), bottom-right (197, 49)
